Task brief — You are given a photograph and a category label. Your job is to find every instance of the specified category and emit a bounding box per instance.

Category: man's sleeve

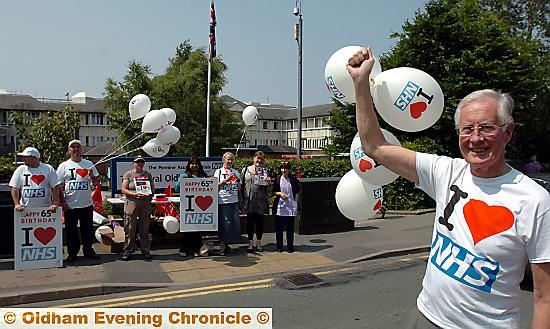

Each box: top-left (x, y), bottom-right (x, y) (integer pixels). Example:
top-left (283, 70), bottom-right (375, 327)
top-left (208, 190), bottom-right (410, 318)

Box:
top-left (8, 167), bottom-right (21, 188)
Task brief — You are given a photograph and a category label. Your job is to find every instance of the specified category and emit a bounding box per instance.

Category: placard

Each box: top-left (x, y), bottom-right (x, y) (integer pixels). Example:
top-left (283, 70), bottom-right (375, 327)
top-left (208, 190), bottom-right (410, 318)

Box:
top-left (180, 178), bottom-right (218, 232)
top-left (134, 175), bottom-right (152, 195)
top-left (14, 207), bottom-right (63, 271)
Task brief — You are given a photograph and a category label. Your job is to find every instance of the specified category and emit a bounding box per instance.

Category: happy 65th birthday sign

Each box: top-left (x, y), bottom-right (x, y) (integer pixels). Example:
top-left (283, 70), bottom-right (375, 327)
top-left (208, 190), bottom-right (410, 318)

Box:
top-left (14, 207), bottom-right (63, 271)
top-left (180, 178), bottom-right (218, 232)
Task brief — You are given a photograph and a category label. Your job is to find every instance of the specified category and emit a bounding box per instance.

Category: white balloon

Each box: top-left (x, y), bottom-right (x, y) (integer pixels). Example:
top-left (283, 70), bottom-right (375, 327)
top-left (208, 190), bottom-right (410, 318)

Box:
top-left (163, 215), bottom-right (180, 234)
top-left (324, 46), bottom-right (382, 104)
top-left (156, 125), bottom-right (181, 145)
top-left (142, 138), bottom-right (170, 157)
top-left (141, 110), bottom-right (168, 133)
top-left (160, 108), bottom-right (176, 125)
top-left (129, 94), bottom-right (151, 121)
top-left (372, 67), bottom-right (444, 132)
top-left (95, 225), bottom-right (113, 243)
top-left (335, 170), bottom-right (384, 221)
top-left (242, 106), bottom-right (259, 126)
top-left (349, 130), bottom-right (401, 186)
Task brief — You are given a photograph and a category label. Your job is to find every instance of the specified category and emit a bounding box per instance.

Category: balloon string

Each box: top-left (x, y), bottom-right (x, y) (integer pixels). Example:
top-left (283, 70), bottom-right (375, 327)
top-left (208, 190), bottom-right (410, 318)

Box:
top-left (95, 147), bottom-right (143, 166)
top-left (235, 127), bottom-right (247, 158)
top-left (97, 121), bottom-right (133, 163)
top-left (95, 132), bottom-right (144, 166)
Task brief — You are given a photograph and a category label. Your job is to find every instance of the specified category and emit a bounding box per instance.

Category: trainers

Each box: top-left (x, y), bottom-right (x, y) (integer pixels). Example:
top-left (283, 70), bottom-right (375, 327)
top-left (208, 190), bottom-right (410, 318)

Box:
top-left (142, 252), bottom-right (152, 259)
top-left (121, 255), bottom-right (131, 261)
top-left (67, 255), bottom-right (77, 263)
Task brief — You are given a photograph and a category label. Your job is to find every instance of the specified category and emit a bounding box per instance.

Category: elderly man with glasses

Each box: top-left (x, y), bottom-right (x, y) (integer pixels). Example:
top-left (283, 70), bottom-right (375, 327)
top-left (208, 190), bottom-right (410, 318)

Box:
top-left (348, 47), bottom-right (550, 329)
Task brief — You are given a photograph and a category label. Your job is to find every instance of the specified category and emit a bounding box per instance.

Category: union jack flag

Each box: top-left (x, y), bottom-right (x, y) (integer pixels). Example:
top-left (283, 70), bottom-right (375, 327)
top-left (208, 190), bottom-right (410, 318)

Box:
top-left (209, 0), bottom-right (217, 60)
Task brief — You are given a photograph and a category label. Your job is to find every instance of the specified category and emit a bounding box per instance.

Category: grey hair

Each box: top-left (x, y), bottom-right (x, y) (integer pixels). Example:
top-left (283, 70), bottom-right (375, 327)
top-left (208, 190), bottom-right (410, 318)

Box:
top-left (222, 152), bottom-right (235, 161)
top-left (454, 89), bottom-right (514, 127)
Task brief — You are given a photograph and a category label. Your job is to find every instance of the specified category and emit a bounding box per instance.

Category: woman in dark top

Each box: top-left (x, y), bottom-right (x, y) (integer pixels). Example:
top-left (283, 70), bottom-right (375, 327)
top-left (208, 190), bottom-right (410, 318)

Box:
top-left (271, 161), bottom-right (300, 252)
top-left (175, 156), bottom-right (208, 257)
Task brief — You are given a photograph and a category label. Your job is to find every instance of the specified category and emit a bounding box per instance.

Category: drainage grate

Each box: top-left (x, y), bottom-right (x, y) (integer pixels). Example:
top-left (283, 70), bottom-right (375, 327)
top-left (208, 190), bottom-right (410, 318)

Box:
top-left (283, 273), bottom-right (323, 286)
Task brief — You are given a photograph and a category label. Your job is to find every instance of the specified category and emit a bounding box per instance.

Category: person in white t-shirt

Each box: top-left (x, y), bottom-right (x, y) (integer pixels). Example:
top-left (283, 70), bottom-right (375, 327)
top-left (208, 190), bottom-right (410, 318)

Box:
top-left (9, 147), bottom-right (60, 212)
top-left (57, 139), bottom-right (101, 263)
top-left (348, 47), bottom-right (550, 329)
top-left (213, 152), bottom-right (242, 255)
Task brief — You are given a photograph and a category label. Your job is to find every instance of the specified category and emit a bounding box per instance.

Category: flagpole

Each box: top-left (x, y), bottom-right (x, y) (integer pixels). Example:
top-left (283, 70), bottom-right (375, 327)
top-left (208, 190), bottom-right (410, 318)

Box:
top-left (206, 59), bottom-right (212, 157)
top-left (205, 0), bottom-right (216, 157)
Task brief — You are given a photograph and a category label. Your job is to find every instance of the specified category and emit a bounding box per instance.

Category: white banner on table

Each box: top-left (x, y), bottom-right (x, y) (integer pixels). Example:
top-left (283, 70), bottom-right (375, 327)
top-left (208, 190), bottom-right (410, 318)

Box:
top-left (180, 178), bottom-right (218, 232)
top-left (110, 157), bottom-right (223, 196)
top-left (14, 207), bottom-right (63, 271)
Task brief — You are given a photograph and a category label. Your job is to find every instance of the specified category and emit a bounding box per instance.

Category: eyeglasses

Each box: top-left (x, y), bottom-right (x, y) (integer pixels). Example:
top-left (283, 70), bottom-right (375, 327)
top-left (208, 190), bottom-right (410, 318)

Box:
top-left (456, 123), bottom-right (506, 137)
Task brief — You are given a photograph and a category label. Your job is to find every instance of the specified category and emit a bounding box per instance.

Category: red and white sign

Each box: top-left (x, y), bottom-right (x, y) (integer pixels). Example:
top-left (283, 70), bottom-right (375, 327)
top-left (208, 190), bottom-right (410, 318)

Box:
top-left (179, 178), bottom-right (218, 232)
top-left (14, 207), bottom-right (63, 271)
top-left (281, 154), bottom-right (312, 159)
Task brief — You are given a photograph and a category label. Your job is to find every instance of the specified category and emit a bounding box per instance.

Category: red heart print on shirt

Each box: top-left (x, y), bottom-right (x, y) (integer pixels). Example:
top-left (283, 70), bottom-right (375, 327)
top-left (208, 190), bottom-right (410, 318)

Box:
top-left (359, 159), bottom-right (373, 172)
top-left (34, 227), bottom-right (56, 245)
top-left (463, 199), bottom-right (514, 246)
top-left (410, 102), bottom-right (428, 119)
top-left (195, 196), bottom-right (214, 211)
top-left (76, 168), bottom-right (89, 178)
top-left (31, 175), bottom-right (46, 185)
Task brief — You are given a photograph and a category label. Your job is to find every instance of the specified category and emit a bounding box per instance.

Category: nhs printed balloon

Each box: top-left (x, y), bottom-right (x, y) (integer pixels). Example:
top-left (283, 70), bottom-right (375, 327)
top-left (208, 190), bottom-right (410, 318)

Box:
top-left (324, 46), bottom-right (382, 104)
top-left (349, 129), bottom-right (400, 186)
top-left (335, 169), bottom-right (384, 221)
top-left (372, 67), bottom-right (444, 132)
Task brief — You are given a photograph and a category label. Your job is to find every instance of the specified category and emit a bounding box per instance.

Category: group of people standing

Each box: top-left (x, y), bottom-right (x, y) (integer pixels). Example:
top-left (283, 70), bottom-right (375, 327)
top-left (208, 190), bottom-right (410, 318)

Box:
top-left (11, 147), bottom-right (301, 264)
top-left (10, 139), bottom-right (102, 263)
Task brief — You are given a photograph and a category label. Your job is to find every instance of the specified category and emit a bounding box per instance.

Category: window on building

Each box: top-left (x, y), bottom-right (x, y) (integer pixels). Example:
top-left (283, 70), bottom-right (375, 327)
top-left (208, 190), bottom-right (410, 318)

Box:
top-left (85, 136), bottom-right (89, 146)
top-left (315, 117), bottom-right (323, 127)
top-left (90, 114), bottom-right (104, 125)
top-left (274, 121), bottom-right (279, 130)
top-left (263, 121), bottom-right (268, 130)
top-left (289, 120), bottom-right (294, 130)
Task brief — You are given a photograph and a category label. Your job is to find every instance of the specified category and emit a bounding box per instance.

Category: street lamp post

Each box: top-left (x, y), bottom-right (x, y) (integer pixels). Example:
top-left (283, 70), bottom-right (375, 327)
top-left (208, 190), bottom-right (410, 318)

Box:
top-left (293, 1), bottom-right (303, 159)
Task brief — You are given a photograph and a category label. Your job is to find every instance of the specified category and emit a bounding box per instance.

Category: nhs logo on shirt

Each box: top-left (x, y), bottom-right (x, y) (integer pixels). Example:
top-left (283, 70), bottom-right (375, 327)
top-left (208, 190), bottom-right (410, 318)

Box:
top-left (431, 231), bottom-right (499, 293)
top-left (22, 188), bottom-right (46, 198)
top-left (68, 181), bottom-right (89, 190)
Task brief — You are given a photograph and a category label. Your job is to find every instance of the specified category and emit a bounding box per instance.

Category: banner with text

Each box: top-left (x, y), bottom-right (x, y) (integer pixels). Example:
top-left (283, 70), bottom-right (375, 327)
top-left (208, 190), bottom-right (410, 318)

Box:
top-left (111, 157), bottom-right (223, 196)
top-left (180, 178), bottom-right (218, 232)
top-left (14, 207), bottom-right (63, 271)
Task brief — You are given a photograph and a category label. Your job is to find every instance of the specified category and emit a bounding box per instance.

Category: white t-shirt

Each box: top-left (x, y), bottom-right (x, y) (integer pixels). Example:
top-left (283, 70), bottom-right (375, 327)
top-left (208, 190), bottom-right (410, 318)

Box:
top-left (213, 167), bottom-right (240, 204)
top-left (415, 152), bottom-right (550, 329)
top-left (276, 176), bottom-right (297, 216)
top-left (9, 163), bottom-right (61, 207)
top-left (57, 159), bottom-right (99, 209)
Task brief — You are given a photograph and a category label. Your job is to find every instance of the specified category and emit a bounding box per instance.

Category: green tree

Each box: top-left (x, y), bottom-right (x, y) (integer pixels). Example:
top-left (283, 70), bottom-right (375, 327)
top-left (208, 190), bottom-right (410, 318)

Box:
top-left (9, 106), bottom-right (80, 167)
top-left (381, 0), bottom-right (548, 159)
top-left (105, 40), bottom-right (241, 157)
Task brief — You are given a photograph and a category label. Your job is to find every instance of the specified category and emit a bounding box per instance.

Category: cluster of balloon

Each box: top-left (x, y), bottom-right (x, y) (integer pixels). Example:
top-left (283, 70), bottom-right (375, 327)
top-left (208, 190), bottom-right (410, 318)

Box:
top-left (128, 94), bottom-right (181, 157)
top-left (349, 130), bottom-right (401, 186)
top-left (325, 46), bottom-right (444, 220)
top-left (335, 170), bottom-right (384, 221)
top-left (242, 106), bottom-right (259, 126)
top-left (163, 215), bottom-right (179, 234)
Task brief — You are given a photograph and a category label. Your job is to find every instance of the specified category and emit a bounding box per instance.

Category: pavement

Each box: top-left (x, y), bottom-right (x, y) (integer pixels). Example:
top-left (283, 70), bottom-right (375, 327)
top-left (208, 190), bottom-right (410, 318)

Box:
top-left (0, 211), bottom-right (435, 306)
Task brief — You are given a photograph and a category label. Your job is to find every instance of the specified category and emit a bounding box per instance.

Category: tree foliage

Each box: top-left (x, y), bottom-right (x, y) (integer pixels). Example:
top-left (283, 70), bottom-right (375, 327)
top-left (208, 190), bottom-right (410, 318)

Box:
top-left (9, 106), bottom-right (80, 167)
top-left (382, 0), bottom-right (549, 160)
top-left (105, 40), bottom-right (242, 157)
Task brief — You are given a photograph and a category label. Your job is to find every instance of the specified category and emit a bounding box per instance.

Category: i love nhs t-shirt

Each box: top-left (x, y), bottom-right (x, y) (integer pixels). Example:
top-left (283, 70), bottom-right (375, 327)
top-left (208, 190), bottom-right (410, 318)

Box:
top-left (9, 163), bottom-right (60, 207)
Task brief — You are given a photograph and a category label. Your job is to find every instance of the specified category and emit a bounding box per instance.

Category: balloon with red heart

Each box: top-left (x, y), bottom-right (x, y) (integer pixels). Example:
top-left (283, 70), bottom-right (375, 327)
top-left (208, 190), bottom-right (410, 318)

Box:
top-left (349, 129), bottom-right (401, 186)
top-left (371, 67), bottom-right (444, 132)
top-left (335, 169), bottom-right (384, 221)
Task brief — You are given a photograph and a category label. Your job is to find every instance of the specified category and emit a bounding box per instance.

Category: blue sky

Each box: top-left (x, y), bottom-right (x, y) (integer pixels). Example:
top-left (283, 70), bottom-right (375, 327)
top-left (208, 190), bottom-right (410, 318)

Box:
top-left (0, 0), bottom-right (427, 107)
